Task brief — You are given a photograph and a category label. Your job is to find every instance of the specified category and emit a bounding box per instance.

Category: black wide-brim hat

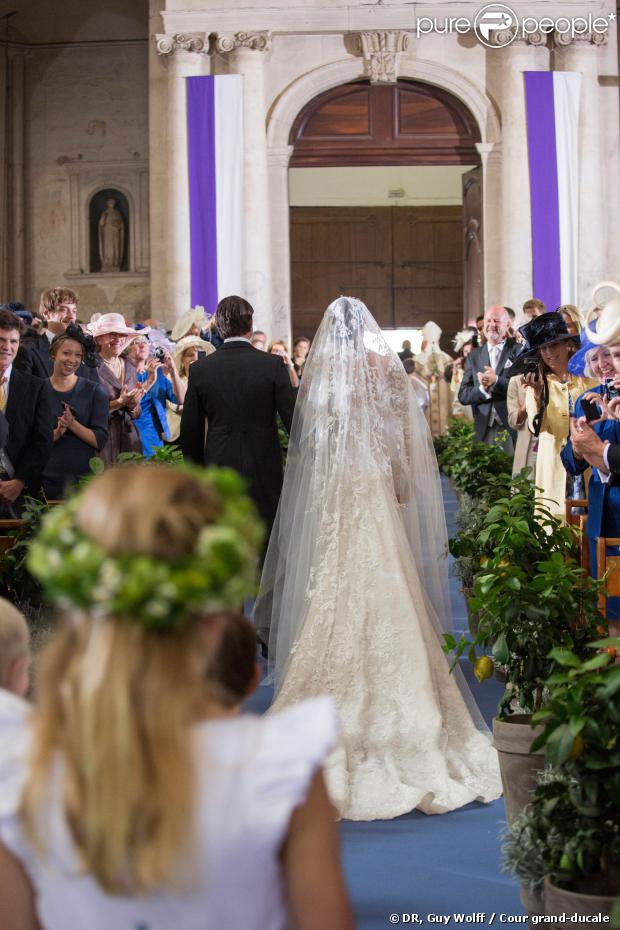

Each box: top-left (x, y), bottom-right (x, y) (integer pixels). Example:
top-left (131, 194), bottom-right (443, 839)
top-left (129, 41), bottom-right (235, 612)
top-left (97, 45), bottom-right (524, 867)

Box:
top-left (508, 311), bottom-right (579, 378)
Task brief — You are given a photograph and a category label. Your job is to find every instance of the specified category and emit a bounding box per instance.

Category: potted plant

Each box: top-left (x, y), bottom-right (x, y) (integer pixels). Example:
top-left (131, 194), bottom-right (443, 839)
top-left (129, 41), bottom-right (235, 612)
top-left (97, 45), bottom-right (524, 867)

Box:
top-left (528, 638), bottom-right (620, 917)
top-left (444, 482), bottom-right (604, 826)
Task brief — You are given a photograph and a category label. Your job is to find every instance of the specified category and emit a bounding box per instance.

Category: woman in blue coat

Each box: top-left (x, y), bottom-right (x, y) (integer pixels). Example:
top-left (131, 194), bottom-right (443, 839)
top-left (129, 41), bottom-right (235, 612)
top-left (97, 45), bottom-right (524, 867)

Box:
top-left (126, 334), bottom-right (185, 458)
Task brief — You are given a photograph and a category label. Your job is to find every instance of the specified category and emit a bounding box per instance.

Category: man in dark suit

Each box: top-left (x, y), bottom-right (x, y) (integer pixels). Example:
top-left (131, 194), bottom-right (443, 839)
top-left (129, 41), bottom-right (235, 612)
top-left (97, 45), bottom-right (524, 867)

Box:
top-left (14, 287), bottom-right (99, 382)
top-left (458, 305), bottom-right (520, 452)
top-left (180, 295), bottom-right (296, 538)
top-left (0, 309), bottom-right (54, 515)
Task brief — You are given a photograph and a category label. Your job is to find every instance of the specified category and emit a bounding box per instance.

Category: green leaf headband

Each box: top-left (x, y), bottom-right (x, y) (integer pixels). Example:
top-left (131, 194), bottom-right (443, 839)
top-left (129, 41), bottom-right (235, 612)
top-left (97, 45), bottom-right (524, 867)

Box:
top-left (27, 467), bottom-right (264, 632)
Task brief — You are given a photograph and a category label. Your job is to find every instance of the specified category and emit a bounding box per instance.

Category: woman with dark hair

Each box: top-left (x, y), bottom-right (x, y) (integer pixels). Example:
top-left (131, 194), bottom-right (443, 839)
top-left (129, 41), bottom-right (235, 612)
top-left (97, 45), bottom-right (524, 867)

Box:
top-left (42, 325), bottom-right (109, 499)
top-left (516, 312), bottom-right (596, 517)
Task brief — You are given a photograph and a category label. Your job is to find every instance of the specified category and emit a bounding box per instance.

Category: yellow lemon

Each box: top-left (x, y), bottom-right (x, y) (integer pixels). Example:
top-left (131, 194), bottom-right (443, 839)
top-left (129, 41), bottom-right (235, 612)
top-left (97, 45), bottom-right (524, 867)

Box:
top-left (474, 656), bottom-right (494, 683)
top-left (570, 734), bottom-right (585, 759)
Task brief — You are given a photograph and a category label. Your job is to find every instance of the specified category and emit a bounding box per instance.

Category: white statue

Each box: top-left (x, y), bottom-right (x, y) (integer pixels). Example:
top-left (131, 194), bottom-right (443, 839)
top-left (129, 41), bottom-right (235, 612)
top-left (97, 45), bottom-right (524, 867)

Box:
top-left (98, 198), bottom-right (125, 272)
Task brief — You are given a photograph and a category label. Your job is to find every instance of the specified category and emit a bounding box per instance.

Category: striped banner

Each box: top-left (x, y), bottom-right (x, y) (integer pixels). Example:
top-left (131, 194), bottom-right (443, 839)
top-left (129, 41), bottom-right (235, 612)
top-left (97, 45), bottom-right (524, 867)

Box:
top-left (524, 71), bottom-right (581, 311)
top-left (186, 75), bottom-right (244, 314)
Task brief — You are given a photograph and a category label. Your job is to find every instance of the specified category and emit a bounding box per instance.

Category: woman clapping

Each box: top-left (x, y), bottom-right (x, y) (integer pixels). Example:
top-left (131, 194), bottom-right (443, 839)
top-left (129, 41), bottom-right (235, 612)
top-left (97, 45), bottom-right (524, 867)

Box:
top-left (42, 325), bottom-right (108, 499)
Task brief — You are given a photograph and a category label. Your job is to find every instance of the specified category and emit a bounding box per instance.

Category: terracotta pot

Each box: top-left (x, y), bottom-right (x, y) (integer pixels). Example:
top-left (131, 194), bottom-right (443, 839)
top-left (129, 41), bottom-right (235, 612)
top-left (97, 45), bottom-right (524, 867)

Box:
top-left (492, 715), bottom-right (545, 824)
top-left (520, 885), bottom-right (544, 929)
top-left (544, 876), bottom-right (616, 919)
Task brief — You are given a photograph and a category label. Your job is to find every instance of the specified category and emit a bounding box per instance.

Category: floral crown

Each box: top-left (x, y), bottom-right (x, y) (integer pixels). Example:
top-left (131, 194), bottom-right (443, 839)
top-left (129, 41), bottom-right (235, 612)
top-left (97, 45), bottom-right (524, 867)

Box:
top-left (27, 467), bottom-right (264, 632)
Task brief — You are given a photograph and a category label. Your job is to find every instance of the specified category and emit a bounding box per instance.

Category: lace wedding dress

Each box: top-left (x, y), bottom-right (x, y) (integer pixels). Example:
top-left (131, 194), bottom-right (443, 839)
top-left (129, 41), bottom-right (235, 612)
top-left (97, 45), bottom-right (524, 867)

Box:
top-left (255, 298), bottom-right (502, 821)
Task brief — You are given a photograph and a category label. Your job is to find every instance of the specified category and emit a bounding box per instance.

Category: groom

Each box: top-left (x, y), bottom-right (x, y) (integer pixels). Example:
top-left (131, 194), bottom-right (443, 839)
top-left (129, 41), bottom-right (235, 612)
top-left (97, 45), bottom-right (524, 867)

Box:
top-left (180, 295), bottom-right (296, 542)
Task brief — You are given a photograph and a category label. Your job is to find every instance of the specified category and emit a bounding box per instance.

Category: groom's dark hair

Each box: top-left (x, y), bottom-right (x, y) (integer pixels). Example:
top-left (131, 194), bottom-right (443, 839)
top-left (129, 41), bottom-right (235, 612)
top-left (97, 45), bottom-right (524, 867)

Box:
top-left (215, 295), bottom-right (254, 339)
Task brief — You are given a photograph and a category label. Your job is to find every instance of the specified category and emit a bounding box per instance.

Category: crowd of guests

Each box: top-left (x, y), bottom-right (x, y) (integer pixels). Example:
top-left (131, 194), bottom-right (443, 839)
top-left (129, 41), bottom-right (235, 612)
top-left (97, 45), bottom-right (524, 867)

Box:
top-left (402, 290), bottom-right (620, 628)
top-left (0, 288), bottom-right (314, 516)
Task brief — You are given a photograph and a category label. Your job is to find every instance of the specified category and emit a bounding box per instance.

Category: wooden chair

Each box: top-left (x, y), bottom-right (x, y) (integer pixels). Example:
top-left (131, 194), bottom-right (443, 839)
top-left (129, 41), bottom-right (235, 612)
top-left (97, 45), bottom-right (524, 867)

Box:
top-left (0, 519), bottom-right (23, 557)
top-left (595, 537), bottom-right (620, 639)
top-left (565, 499), bottom-right (589, 573)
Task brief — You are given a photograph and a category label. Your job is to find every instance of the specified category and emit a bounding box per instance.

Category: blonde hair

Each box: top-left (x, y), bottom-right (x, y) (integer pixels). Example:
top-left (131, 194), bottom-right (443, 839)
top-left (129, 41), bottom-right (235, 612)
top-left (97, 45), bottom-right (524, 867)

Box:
top-left (21, 466), bottom-right (222, 895)
top-left (0, 598), bottom-right (29, 689)
top-left (558, 304), bottom-right (583, 334)
top-left (268, 339), bottom-right (289, 354)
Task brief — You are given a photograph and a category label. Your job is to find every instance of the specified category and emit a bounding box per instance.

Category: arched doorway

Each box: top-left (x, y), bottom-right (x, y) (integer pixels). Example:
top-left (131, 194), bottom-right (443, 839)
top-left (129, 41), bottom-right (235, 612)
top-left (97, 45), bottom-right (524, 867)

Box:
top-left (288, 79), bottom-right (482, 347)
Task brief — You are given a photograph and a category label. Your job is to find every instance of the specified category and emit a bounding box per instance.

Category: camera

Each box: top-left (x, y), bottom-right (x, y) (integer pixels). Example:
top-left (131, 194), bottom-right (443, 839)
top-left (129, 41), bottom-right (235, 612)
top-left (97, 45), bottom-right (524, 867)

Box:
top-left (604, 378), bottom-right (620, 400)
top-left (154, 346), bottom-right (166, 362)
top-left (520, 357), bottom-right (540, 376)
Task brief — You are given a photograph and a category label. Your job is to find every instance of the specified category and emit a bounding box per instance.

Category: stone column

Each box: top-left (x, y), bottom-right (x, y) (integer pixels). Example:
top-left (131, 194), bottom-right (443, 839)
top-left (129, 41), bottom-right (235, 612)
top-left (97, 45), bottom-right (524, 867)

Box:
top-left (10, 49), bottom-right (25, 302)
top-left (494, 35), bottom-right (549, 310)
top-left (214, 33), bottom-right (273, 334)
top-left (153, 33), bottom-right (207, 325)
top-left (553, 32), bottom-right (607, 310)
top-left (267, 145), bottom-right (294, 342)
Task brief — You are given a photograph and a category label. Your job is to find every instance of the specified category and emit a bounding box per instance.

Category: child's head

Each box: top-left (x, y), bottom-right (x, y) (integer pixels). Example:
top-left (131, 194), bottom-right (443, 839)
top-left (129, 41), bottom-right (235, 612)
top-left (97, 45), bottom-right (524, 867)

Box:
top-left (208, 613), bottom-right (260, 711)
top-left (0, 598), bottom-right (30, 697)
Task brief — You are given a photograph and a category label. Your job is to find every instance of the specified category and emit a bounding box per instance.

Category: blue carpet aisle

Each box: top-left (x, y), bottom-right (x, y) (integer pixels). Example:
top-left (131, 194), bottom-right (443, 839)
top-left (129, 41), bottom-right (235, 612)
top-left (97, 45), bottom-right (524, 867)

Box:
top-left (245, 477), bottom-right (523, 928)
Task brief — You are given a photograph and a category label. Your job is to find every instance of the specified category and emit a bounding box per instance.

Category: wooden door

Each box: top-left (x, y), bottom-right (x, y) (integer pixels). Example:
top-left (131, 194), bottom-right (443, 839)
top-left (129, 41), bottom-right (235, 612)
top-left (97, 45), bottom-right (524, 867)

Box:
top-left (291, 205), bottom-right (463, 349)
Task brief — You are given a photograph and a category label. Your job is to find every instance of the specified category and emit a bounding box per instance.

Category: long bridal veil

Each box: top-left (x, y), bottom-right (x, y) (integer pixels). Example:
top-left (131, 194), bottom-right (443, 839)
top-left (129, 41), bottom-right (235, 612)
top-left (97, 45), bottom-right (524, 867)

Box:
top-left (255, 297), bottom-right (486, 732)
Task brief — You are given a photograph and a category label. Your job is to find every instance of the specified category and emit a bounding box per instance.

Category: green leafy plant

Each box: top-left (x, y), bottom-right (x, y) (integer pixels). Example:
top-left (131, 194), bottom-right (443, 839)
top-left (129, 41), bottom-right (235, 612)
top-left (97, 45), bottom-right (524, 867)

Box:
top-left (433, 418), bottom-right (512, 499)
top-left (444, 482), bottom-right (605, 716)
top-left (505, 639), bottom-right (620, 894)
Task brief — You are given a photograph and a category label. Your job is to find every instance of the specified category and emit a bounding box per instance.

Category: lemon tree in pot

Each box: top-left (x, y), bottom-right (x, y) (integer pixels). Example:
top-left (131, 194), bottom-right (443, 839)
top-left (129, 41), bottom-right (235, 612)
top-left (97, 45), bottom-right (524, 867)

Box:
top-left (443, 483), bottom-right (604, 827)
top-left (528, 638), bottom-right (620, 917)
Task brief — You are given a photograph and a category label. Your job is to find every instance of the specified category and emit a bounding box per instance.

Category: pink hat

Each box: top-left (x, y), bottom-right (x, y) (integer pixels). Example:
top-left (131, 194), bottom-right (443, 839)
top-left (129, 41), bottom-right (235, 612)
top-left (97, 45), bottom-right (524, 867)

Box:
top-left (88, 313), bottom-right (139, 340)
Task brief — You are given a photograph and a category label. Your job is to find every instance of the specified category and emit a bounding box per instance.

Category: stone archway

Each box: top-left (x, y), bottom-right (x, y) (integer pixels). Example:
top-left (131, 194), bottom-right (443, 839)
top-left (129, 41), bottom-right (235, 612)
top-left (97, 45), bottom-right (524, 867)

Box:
top-left (266, 59), bottom-right (497, 341)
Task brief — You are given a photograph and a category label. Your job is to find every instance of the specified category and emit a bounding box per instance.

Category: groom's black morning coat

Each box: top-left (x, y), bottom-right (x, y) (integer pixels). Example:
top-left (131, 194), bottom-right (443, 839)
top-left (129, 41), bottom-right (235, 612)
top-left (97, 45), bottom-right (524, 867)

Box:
top-left (180, 341), bottom-right (296, 533)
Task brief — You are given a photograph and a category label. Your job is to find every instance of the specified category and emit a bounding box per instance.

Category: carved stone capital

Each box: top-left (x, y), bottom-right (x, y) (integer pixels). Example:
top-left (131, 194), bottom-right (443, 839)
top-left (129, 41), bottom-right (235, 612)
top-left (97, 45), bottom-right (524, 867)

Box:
top-left (354, 31), bottom-right (409, 84)
top-left (552, 29), bottom-right (608, 47)
top-left (212, 32), bottom-right (272, 54)
top-left (154, 33), bottom-right (207, 55)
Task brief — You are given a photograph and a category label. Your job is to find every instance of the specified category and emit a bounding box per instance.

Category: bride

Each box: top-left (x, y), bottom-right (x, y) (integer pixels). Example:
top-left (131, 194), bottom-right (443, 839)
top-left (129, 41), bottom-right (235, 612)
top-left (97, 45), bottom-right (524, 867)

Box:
top-left (255, 297), bottom-right (501, 821)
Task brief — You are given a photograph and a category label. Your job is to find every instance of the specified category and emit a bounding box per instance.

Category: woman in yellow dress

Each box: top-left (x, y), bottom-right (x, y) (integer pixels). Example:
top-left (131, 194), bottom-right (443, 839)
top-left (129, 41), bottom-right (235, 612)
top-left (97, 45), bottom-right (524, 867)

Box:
top-left (515, 312), bottom-right (596, 520)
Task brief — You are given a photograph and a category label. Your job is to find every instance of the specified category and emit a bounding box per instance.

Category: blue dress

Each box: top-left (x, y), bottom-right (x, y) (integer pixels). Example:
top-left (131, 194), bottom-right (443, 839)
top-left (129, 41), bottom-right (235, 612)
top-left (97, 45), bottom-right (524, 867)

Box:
top-left (135, 368), bottom-right (177, 458)
top-left (42, 377), bottom-right (109, 499)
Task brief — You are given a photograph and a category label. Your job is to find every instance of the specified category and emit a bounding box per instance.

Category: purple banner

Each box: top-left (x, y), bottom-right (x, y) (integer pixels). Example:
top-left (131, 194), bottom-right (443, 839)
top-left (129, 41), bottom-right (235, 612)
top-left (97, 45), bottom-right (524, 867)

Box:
top-left (524, 72), bottom-right (561, 313)
top-left (187, 76), bottom-right (218, 313)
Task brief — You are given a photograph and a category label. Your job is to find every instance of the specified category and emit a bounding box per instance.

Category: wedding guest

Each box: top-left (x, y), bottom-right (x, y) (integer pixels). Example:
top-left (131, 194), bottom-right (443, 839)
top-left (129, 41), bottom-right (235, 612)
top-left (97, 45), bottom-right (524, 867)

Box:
top-left (475, 314), bottom-right (486, 345)
top-left (207, 613), bottom-right (261, 711)
top-left (403, 358), bottom-right (430, 413)
top-left (126, 335), bottom-right (184, 458)
top-left (0, 598), bottom-right (30, 699)
top-left (181, 295), bottom-right (296, 540)
top-left (458, 306), bottom-right (520, 452)
top-left (0, 309), bottom-right (53, 516)
top-left (251, 330), bottom-right (267, 351)
top-left (414, 321), bottom-right (453, 437)
top-left (292, 337), bottom-right (311, 378)
top-left (90, 313), bottom-right (143, 466)
top-left (522, 297), bottom-right (546, 320)
top-left (398, 339), bottom-right (414, 362)
top-left (42, 327), bottom-right (109, 499)
top-left (166, 336), bottom-right (215, 443)
top-left (516, 313), bottom-right (596, 518)
top-left (0, 465), bottom-right (352, 930)
top-left (450, 329), bottom-right (475, 421)
top-left (507, 374), bottom-right (536, 479)
top-left (15, 288), bottom-right (99, 383)
top-left (557, 304), bottom-right (582, 337)
top-left (171, 307), bottom-right (205, 342)
top-left (269, 340), bottom-right (300, 388)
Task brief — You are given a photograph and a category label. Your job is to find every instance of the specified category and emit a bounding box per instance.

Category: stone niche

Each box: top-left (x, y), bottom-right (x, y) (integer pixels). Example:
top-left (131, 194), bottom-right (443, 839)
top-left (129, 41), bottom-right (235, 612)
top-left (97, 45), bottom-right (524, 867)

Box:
top-left (66, 159), bottom-right (149, 285)
top-left (89, 188), bottom-right (130, 273)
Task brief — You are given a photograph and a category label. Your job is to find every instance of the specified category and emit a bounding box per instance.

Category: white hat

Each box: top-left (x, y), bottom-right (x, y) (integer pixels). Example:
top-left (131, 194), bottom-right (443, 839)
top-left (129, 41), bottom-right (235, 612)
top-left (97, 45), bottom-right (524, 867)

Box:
top-left (173, 335), bottom-right (214, 370)
top-left (422, 321), bottom-right (442, 347)
top-left (88, 312), bottom-right (140, 340)
top-left (452, 329), bottom-right (475, 354)
top-left (171, 307), bottom-right (206, 342)
top-left (585, 281), bottom-right (620, 345)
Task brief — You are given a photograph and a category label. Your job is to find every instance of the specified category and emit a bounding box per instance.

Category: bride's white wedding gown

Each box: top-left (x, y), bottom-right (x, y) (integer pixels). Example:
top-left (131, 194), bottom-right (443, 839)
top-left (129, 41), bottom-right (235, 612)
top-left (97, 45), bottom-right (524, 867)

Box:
top-left (257, 298), bottom-right (502, 821)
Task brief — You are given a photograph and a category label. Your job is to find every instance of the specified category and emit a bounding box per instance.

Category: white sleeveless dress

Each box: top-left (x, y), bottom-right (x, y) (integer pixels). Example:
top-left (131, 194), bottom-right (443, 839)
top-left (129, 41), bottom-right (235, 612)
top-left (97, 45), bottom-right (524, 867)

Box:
top-left (0, 697), bottom-right (336, 930)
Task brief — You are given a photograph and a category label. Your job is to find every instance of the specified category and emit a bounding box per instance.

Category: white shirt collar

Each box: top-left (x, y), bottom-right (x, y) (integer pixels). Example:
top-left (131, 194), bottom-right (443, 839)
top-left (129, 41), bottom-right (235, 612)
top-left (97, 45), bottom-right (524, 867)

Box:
top-left (45, 329), bottom-right (54, 343)
top-left (224, 337), bottom-right (252, 344)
